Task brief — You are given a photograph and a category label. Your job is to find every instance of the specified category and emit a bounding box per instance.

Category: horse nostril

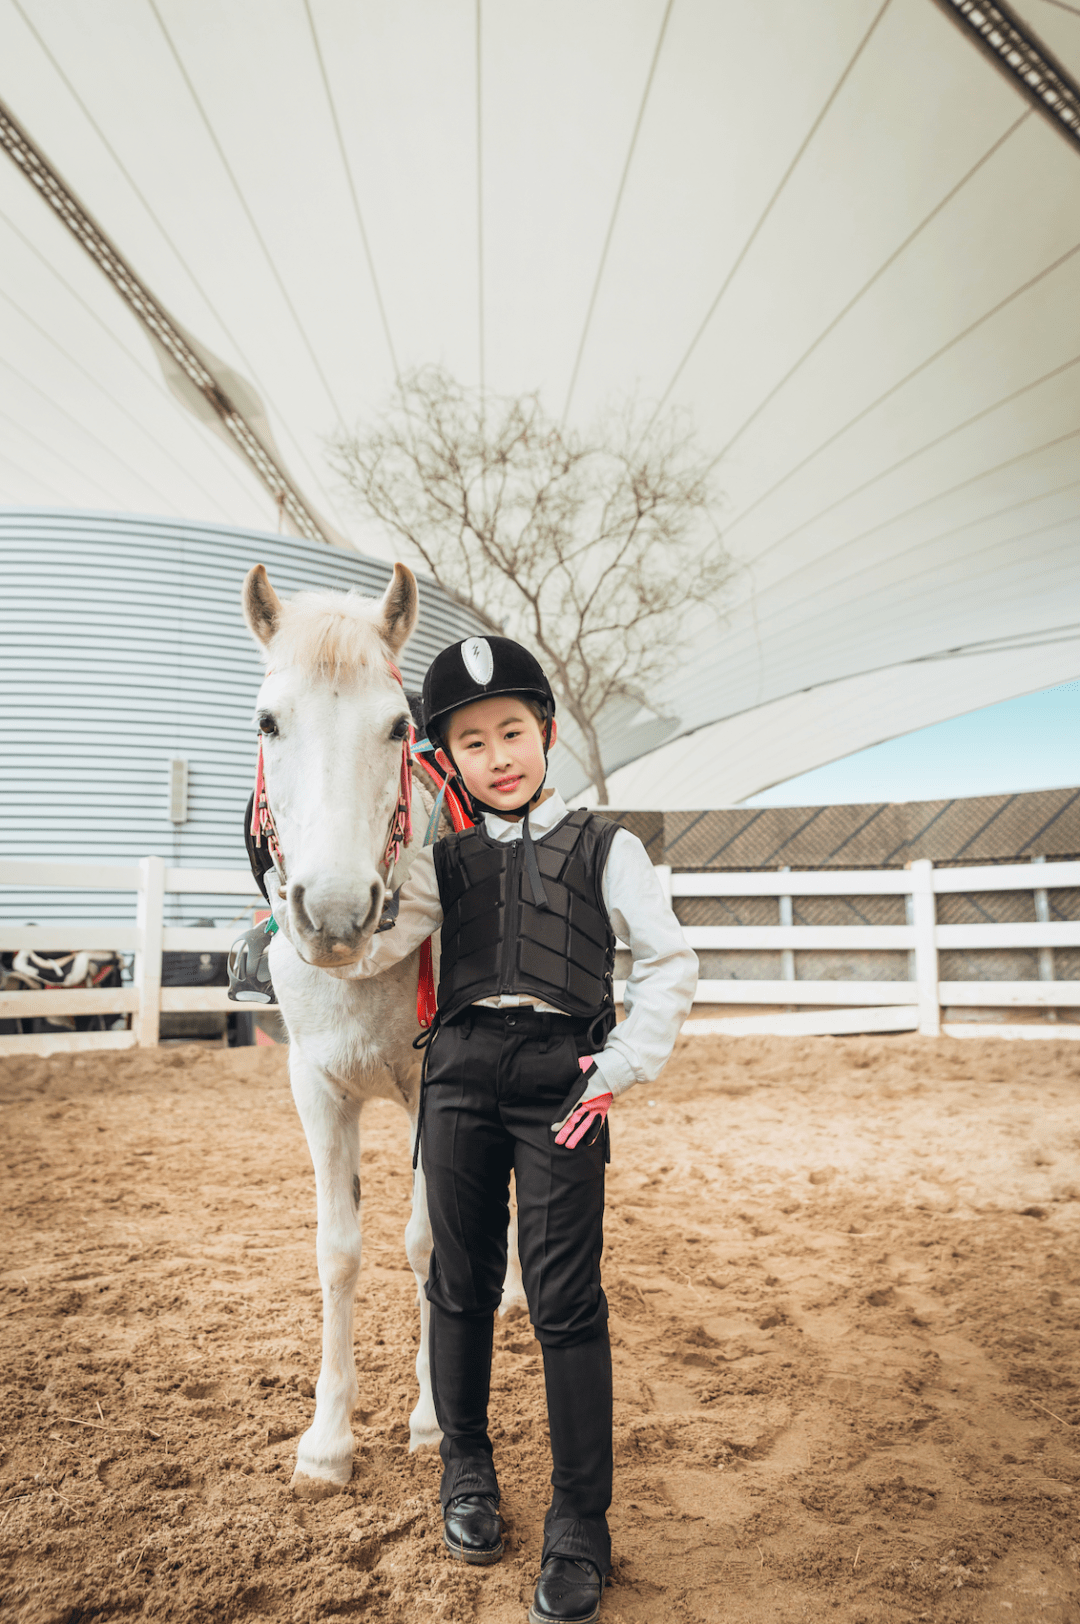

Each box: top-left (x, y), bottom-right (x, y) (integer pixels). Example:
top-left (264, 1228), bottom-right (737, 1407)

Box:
top-left (291, 882), bottom-right (318, 937)
top-left (358, 882), bottom-right (382, 937)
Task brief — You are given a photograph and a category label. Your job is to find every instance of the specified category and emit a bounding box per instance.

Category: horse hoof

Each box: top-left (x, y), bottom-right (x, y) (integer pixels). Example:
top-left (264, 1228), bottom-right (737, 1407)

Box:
top-left (291, 1434), bottom-right (354, 1496)
top-left (409, 1422), bottom-right (442, 1452)
top-left (291, 1465), bottom-right (352, 1499)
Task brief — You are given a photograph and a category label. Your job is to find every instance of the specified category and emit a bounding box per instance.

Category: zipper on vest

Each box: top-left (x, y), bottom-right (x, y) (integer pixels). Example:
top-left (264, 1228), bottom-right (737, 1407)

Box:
top-left (500, 838), bottom-right (522, 994)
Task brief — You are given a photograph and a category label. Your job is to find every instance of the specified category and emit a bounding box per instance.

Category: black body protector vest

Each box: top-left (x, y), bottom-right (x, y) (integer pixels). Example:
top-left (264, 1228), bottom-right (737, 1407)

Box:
top-left (432, 808), bottom-right (620, 1032)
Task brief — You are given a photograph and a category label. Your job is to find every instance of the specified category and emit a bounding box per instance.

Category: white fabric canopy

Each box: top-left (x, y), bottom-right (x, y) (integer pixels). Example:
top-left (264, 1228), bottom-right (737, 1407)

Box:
top-left (1, 0), bottom-right (1078, 800)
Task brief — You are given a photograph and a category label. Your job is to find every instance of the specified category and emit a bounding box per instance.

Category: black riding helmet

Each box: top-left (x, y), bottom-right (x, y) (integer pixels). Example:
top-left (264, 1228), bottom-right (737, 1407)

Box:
top-left (422, 635), bottom-right (555, 749)
top-left (422, 635), bottom-right (557, 908)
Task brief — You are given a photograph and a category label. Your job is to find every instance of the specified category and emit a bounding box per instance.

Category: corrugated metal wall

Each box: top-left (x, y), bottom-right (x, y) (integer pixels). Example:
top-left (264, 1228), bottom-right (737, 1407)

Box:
top-left (1, 508), bottom-right (484, 925)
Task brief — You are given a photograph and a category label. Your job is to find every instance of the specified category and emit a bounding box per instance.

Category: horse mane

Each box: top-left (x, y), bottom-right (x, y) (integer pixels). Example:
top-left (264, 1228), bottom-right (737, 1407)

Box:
top-left (268, 589), bottom-right (389, 681)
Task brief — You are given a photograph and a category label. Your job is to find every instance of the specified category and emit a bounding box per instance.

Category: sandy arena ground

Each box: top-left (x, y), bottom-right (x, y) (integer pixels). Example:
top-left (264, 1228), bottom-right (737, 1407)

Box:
top-left (2, 1034), bottom-right (1079, 1624)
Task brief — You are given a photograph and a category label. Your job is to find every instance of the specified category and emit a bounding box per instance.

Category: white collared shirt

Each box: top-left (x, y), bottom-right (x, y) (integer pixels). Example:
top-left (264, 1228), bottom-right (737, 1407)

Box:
top-left (333, 791), bottom-right (698, 1102)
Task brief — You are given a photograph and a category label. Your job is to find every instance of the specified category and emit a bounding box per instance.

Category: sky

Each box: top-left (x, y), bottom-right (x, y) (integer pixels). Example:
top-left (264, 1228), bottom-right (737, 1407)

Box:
top-left (743, 681), bottom-right (1080, 807)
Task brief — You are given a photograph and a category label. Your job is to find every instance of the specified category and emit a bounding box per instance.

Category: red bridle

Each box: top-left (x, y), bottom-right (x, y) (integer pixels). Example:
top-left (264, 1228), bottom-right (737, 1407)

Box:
top-left (249, 660), bottom-right (415, 881)
top-left (382, 662), bottom-right (416, 873)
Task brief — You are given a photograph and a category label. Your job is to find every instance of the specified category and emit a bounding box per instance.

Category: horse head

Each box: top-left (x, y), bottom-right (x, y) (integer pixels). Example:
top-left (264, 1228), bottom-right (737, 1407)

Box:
top-left (242, 561), bottom-right (419, 969)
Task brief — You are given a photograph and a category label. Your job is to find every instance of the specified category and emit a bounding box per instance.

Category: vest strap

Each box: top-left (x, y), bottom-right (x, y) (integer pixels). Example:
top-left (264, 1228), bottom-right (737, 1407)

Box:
top-left (521, 803), bottom-right (550, 911)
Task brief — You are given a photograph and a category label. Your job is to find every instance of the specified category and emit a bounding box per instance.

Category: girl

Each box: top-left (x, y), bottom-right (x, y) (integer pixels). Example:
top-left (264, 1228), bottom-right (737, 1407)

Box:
top-left (334, 634), bottom-right (697, 1624)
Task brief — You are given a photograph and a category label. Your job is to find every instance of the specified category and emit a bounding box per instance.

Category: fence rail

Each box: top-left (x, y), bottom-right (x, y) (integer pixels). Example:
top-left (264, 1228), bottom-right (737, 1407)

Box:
top-left (2, 855), bottom-right (1079, 1054)
top-left (643, 858), bottom-right (1080, 1040)
top-left (0, 856), bottom-right (260, 1056)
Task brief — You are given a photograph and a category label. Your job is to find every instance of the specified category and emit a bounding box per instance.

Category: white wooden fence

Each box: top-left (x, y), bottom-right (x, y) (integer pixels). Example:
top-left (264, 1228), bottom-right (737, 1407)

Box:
top-left (0, 857), bottom-right (261, 1056)
top-left (644, 858), bottom-right (1080, 1041)
top-left (2, 855), bottom-right (1079, 1054)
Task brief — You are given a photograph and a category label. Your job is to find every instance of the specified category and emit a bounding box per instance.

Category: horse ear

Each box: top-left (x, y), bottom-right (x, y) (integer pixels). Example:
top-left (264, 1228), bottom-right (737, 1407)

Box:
top-left (243, 564), bottom-right (282, 648)
top-left (379, 563), bottom-right (418, 655)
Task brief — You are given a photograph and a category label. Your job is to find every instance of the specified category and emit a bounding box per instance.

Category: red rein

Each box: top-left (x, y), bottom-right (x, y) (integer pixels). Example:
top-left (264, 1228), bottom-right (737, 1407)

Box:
top-left (251, 730), bottom-right (285, 871)
top-left (412, 752), bottom-right (473, 835)
top-left (382, 659), bottom-right (415, 874)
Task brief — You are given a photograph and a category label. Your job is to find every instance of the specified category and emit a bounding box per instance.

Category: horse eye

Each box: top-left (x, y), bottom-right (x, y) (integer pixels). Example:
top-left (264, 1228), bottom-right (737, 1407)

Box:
top-left (390, 716), bottom-right (410, 741)
top-left (258, 713), bottom-right (278, 736)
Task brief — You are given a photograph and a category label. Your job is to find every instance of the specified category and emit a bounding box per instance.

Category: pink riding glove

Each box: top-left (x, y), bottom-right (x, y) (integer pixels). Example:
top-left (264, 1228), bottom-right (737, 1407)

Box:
top-left (553, 1058), bottom-right (613, 1150)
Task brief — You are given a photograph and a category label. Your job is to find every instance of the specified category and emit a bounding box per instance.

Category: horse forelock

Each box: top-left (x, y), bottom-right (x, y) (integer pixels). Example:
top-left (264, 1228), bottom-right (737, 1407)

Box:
top-left (266, 590), bottom-right (391, 684)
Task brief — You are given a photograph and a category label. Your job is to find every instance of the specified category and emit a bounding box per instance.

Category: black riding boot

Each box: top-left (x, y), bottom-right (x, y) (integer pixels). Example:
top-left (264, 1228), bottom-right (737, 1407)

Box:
top-left (539, 1330), bottom-right (613, 1577)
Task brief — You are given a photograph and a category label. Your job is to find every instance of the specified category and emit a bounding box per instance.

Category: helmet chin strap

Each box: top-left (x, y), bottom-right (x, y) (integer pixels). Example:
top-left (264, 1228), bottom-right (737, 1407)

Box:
top-left (434, 702), bottom-right (553, 910)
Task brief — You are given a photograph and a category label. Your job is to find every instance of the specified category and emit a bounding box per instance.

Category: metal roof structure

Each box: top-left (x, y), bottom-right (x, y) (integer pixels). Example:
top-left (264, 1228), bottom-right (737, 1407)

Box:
top-left (1, 0), bottom-right (1078, 803)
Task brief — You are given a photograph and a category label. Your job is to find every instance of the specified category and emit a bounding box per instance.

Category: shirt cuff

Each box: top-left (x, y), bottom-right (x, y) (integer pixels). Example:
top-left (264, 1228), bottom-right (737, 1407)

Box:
top-left (589, 1049), bottom-right (636, 1099)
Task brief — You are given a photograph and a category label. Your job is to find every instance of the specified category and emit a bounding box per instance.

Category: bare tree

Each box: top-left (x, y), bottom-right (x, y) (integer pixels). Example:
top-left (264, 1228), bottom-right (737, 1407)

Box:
top-left (328, 366), bottom-right (732, 802)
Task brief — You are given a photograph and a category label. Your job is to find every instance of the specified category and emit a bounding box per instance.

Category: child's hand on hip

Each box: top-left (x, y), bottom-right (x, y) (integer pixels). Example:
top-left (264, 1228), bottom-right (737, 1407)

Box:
top-left (552, 1058), bottom-right (613, 1149)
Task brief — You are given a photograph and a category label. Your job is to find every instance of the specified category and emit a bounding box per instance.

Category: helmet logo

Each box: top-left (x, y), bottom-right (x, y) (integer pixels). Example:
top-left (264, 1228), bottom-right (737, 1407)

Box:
top-left (460, 637), bottom-right (494, 685)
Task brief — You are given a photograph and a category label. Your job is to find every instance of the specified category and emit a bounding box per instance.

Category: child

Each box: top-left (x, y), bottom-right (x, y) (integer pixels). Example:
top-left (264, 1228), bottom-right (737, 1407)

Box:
top-left (336, 634), bottom-right (697, 1624)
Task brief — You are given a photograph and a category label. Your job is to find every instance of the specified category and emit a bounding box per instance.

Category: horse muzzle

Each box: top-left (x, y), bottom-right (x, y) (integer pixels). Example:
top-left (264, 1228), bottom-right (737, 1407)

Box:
top-left (287, 876), bottom-right (385, 967)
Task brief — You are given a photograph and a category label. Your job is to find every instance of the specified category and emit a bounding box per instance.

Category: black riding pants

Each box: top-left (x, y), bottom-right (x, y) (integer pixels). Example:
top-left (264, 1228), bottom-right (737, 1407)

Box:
top-left (421, 1005), bottom-right (613, 1574)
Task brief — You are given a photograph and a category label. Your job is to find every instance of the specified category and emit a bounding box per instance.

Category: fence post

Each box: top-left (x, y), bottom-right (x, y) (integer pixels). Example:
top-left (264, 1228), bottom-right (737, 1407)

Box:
top-left (909, 859), bottom-right (940, 1036)
top-left (134, 854), bottom-right (165, 1047)
top-left (1032, 855), bottom-right (1057, 1020)
top-left (778, 865), bottom-right (795, 982)
top-left (778, 864), bottom-right (796, 1011)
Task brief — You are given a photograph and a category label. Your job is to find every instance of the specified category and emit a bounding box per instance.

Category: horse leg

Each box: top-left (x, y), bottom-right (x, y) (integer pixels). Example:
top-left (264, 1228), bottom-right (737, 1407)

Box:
top-left (500, 1171), bottom-right (529, 1318)
top-left (290, 1056), bottom-right (363, 1496)
top-left (404, 1147), bottom-right (440, 1450)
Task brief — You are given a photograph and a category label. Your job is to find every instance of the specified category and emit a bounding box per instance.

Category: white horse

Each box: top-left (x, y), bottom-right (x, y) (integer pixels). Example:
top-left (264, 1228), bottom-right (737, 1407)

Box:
top-left (242, 561), bottom-right (525, 1498)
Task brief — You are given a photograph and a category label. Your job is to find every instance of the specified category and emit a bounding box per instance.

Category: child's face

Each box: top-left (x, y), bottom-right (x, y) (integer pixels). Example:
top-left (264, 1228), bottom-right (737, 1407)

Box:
top-left (445, 696), bottom-right (555, 815)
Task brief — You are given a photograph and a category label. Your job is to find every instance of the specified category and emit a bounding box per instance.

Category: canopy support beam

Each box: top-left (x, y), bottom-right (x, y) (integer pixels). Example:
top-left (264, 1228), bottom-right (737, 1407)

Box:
top-left (929, 0), bottom-right (1080, 154)
top-left (0, 95), bottom-right (342, 546)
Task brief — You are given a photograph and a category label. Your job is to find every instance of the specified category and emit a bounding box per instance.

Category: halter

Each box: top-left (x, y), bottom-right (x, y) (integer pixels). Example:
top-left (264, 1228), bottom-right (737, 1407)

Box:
top-left (249, 659), bottom-right (415, 884)
top-left (250, 729), bottom-right (285, 873)
top-left (382, 662), bottom-right (416, 874)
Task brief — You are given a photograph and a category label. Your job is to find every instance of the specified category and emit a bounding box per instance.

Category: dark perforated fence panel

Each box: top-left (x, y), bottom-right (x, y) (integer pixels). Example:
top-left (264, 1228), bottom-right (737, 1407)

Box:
top-left (605, 790), bottom-right (1080, 993)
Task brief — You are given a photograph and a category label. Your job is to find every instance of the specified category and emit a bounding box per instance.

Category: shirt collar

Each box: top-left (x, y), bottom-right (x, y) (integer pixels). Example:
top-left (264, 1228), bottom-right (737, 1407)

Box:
top-left (483, 789), bottom-right (569, 841)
